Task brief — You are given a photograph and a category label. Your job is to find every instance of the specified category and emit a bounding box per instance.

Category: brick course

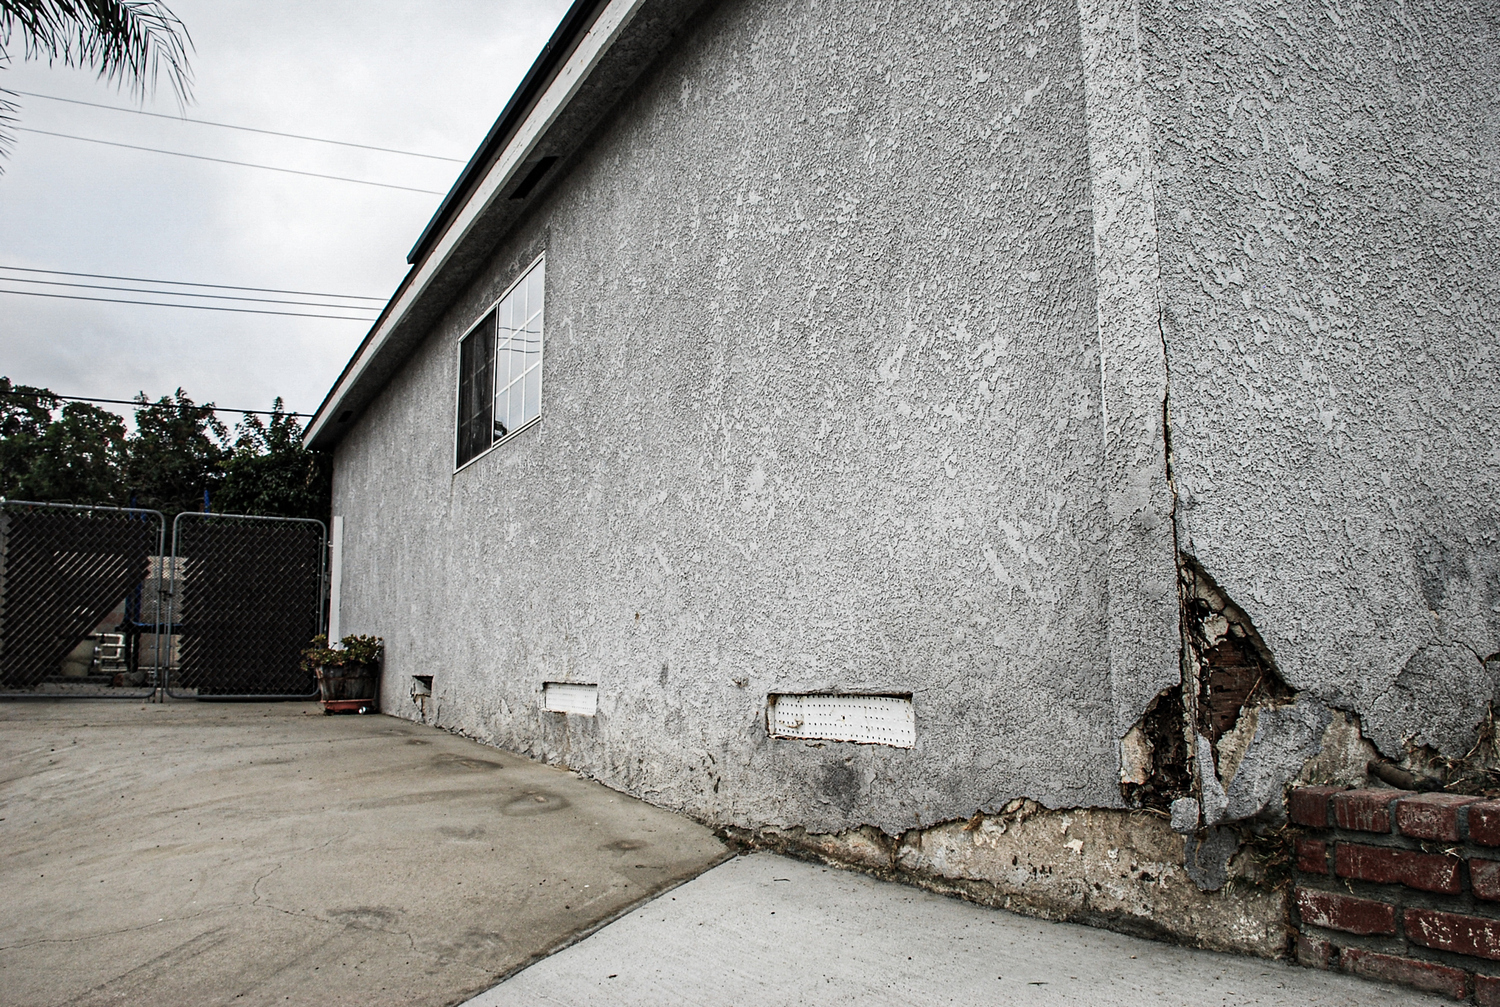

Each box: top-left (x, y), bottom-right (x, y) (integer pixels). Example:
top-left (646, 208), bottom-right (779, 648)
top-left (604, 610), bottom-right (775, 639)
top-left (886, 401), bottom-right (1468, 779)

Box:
top-left (1473, 803), bottom-right (1500, 847)
top-left (1474, 861), bottom-right (1500, 902)
top-left (1336, 842), bottom-right (1463, 894)
top-left (1296, 888), bottom-right (1397, 935)
top-left (1407, 908), bottom-right (1500, 962)
top-left (1340, 948), bottom-right (1469, 1000)
top-left (1334, 788), bottom-right (1412, 832)
top-left (1291, 785), bottom-right (1500, 1004)
top-left (1398, 793), bottom-right (1482, 842)
top-left (1290, 786), bottom-right (1342, 828)
top-left (1296, 838), bottom-right (1329, 874)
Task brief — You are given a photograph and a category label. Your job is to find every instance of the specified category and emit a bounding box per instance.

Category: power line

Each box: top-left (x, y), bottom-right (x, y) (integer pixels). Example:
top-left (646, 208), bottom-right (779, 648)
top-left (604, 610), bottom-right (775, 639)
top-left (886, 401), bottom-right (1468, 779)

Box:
top-left (0, 389), bottom-right (312, 417)
top-left (4, 274), bottom-right (381, 312)
top-left (16, 128), bottom-right (447, 195)
top-left (12, 89), bottom-right (467, 163)
top-left (0, 286), bottom-right (376, 320)
top-left (0, 264), bottom-right (385, 301)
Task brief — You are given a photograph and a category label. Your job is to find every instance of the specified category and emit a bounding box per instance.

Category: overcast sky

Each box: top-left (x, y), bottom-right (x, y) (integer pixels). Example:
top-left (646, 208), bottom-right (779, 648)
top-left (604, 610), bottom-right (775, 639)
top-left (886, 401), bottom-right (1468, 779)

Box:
top-left (0, 0), bottom-right (571, 421)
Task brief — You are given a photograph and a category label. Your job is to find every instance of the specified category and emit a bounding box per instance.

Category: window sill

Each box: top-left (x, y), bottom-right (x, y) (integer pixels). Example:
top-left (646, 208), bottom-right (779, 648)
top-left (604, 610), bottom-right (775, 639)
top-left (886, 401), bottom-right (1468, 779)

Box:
top-left (453, 414), bottom-right (542, 474)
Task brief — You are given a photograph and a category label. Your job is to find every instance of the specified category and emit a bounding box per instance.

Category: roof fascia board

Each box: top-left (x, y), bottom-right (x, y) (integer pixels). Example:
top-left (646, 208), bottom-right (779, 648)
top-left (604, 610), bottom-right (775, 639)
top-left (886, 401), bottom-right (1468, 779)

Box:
top-left (303, 0), bottom-right (650, 449)
top-left (405, 0), bottom-right (606, 267)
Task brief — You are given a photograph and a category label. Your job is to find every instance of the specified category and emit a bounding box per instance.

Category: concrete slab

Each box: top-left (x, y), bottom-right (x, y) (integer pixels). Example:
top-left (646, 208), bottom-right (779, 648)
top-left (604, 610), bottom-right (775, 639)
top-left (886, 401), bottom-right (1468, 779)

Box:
top-left (0, 701), bottom-right (727, 1006)
top-left (465, 852), bottom-right (1446, 1007)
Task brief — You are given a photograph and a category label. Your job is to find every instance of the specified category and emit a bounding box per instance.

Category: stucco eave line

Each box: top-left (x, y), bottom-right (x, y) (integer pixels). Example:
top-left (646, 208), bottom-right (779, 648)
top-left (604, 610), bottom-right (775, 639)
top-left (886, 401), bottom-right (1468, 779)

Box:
top-left (303, 0), bottom-right (651, 449)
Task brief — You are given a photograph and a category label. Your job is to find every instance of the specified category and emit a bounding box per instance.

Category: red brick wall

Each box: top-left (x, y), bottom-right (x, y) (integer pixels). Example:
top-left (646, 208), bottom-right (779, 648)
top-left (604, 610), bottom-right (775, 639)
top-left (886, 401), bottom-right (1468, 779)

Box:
top-left (1290, 786), bottom-right (1500, 1004)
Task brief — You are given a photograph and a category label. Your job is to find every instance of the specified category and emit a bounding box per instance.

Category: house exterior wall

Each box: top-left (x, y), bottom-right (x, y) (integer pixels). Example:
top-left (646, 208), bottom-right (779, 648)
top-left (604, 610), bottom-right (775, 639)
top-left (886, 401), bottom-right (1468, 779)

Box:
top-left (332, 0), bottom-right (1132, 836)
top-left (1145, 0), bottom-right (1500, 759)
top-left (327, 0), bottom-right (1499, 966)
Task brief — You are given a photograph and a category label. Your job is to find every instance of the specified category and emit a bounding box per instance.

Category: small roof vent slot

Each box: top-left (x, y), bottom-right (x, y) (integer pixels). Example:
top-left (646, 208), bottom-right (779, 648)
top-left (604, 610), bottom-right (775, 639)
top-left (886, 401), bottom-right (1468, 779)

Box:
top-left (509, 156), bottom-right (558, 201)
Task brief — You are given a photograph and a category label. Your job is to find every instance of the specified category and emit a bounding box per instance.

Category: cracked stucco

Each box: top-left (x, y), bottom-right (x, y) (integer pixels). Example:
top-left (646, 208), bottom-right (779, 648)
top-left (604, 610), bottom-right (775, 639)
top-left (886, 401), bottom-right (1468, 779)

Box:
top-left (331, 0), bottom-right (1499, 849)
top-left (1147, 0), bottom-right (1500, 759)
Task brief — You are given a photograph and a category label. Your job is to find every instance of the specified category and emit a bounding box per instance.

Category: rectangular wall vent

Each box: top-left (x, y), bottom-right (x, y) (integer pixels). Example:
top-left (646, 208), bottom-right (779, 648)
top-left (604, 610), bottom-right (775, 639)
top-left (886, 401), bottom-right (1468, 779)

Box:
top-left (542, 682), bottom-right (598, 716)
top-left (768, 693), bottom-right (914, 748)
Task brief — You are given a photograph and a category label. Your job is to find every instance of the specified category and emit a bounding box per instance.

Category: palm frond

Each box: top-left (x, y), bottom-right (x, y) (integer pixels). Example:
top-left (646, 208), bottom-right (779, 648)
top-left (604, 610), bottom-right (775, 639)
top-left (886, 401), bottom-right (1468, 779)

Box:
top-left (0, 1), bottom-right (193, 165)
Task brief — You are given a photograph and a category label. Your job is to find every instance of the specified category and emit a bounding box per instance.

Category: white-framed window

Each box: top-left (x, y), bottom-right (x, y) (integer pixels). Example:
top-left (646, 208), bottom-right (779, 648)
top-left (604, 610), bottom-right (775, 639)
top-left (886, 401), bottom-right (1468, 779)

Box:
top-left (456, 255), bottom-right (545, 469)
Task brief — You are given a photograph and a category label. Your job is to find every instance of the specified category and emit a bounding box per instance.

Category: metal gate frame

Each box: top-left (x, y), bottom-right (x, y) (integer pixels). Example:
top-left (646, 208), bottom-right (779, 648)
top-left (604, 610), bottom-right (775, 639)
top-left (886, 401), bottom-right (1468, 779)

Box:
top-left (164, 511), bottom-right (326, 701)
top-left (0, 500), bottom-right (167, 700)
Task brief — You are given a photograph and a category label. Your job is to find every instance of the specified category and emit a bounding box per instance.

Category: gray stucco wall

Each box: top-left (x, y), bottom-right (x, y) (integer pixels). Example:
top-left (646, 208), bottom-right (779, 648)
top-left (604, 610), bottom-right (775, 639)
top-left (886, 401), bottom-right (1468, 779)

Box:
top-left (332, 0), bottom-right (1499, 839)
top-left (334, 0), bottom-right (1133, 834)
top-left (1146, 0), bottom-right (1500, 758)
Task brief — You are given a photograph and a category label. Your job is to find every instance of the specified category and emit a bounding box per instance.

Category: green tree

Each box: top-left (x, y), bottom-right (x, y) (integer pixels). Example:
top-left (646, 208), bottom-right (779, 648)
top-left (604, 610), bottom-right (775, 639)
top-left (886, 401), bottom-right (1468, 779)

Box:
top-left (218, 399), bottom-right (331, 522)
top-left (0, 1), bottom-right (194, 163)
top-left (1, 376), bottom-right (126, 502)
top-left (27, 399), bottom-right (127, 502)
top-left (124, 389), bottom-right (226, 514)
top-left (0, 376), bottom-right (56, 497)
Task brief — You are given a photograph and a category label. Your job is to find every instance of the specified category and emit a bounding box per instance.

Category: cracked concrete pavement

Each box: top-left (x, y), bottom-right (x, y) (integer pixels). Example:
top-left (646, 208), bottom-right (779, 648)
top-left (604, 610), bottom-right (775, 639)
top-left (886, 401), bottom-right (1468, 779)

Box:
top-left (0, 701), bottom-right (728, 1006)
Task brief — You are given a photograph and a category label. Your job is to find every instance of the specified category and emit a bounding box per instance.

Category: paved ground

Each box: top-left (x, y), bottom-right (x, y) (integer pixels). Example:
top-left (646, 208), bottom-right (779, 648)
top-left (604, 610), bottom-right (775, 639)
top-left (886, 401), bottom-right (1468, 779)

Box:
top-left (0, 701), bottom-right (728, 1007)
top-left (466, 853), bottom-right (1444, 1007)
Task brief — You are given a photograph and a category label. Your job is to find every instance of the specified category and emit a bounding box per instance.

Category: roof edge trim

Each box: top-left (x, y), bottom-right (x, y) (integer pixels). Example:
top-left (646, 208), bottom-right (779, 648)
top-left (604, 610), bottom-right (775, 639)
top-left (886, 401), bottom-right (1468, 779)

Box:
top-left (303, 0), bottom-right (650, 450)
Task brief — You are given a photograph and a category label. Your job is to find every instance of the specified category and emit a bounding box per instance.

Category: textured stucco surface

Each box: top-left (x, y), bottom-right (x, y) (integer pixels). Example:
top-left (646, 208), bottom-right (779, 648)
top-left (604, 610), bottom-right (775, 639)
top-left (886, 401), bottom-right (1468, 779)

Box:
top-left (1146, 0), bottom-right (1500, 758)
top-left (334, 0), bottom-right (1138, 835)
top-left (331, 0), bottom-right (1499, 851)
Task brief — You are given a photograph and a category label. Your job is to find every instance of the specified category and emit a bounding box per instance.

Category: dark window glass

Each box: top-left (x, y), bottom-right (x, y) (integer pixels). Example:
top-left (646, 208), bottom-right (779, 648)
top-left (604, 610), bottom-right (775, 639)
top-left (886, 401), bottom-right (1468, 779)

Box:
top-left (454, 256), bottom-right (543, 468)
top-left (456, 311), bottom-right (495, 467)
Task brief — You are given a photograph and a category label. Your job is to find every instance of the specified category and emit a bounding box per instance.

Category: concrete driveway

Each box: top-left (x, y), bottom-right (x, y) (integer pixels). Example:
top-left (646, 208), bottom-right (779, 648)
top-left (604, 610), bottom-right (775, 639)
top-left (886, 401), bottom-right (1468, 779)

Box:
top-left (0, 701), bottom-right (727, 1007)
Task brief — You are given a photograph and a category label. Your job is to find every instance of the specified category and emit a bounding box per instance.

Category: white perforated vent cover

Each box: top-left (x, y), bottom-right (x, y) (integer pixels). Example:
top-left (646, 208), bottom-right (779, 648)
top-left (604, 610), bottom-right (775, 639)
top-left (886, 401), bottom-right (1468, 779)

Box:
top-left (768, 694), bottom-right (914, 748)
top-left (542, 682), bottom-right (597, 716)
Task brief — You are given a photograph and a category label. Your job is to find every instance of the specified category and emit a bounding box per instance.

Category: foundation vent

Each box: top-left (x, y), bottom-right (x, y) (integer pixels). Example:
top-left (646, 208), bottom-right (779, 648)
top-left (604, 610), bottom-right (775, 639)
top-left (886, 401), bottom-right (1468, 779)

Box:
top-left (542, 682), bottom-right (597, 716)
top-left (768, 693), bottom-right (914, 748)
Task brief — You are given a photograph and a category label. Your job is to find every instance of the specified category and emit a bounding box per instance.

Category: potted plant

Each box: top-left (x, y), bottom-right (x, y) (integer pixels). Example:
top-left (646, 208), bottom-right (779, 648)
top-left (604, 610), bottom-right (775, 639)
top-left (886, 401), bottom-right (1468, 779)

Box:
top-left (302, 633), bottom-right (383, 714)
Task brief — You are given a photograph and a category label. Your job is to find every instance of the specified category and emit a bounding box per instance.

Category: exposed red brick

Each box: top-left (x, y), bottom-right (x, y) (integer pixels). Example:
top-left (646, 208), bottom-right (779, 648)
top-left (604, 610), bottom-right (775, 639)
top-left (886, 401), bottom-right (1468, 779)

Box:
top-left (1475, 861), bottom-right (1500, 902)
top-left (1290, 786), bottom-right (1343, 828)
top-left (1296, 933), bottom-right (1334, 970)
top-left (1296, 888), bottom-right (1397, 936)
top-left (1335, 843), bottom-right (1461, 894)
top-left (1297, 838), bottom-right (1329, 874)
top-left (1340, 948), bottom-right (1468, 1000)
top-left (1395, 793), bottom-right (1480, 842)
top-left (1472, 802), bottom-right (1500, 847)
top-left (1477, 973), bottom-right (1500, 1007)
top-left (1407, 908), bottom-right (1500, 961)
top-left (1334, 788), bottom-right (1411, 833)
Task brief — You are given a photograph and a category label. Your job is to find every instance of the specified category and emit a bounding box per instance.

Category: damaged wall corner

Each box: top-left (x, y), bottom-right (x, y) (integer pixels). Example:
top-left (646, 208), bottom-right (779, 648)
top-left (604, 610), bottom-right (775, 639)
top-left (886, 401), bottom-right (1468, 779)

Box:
top-left (726, 799), bottom-right (1291, 959)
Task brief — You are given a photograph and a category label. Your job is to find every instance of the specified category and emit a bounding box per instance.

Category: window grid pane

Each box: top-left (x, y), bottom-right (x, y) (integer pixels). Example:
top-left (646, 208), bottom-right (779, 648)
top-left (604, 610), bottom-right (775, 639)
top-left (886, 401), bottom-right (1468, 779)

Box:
top-left (458, 258), bottom-right (543, 467)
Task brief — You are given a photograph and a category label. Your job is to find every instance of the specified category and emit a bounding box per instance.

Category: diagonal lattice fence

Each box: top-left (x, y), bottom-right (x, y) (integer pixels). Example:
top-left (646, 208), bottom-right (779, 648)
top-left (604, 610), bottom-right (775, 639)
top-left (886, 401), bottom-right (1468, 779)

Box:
top-left (0, 501), bottom-right (164, 697)
top-left (167, 513), bottom-right (325, 698)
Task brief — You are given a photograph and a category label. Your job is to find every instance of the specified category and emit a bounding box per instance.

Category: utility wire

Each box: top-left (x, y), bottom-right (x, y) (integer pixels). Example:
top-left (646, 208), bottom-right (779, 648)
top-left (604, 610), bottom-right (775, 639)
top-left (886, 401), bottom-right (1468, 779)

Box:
top-left (4, 274), bottom-right (381, 311)
top-left (0, 389), bottom-right (313, 418)
top-left (16, 128), bottom-right (446, 195)
top-left (0, 286), bottom-right (376, 320)
top-left (0, 264), bottom-right (385, 301)
top-left (12, 89), bottom-right (466, 163)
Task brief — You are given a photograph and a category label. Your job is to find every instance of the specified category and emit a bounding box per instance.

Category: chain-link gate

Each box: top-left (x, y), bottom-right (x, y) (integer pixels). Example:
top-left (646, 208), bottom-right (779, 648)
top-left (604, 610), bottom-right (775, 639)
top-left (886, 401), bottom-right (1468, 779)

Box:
top-left (0, 501), bottom-right (166, 698)
top-left (165, 512), bottom-right (326, 699)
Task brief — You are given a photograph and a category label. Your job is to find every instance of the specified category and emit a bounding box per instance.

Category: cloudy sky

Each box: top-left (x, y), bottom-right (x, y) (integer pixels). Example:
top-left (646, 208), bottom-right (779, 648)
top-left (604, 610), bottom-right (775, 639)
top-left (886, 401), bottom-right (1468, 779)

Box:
top-left (0, 0), bottom-right (571, 421)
